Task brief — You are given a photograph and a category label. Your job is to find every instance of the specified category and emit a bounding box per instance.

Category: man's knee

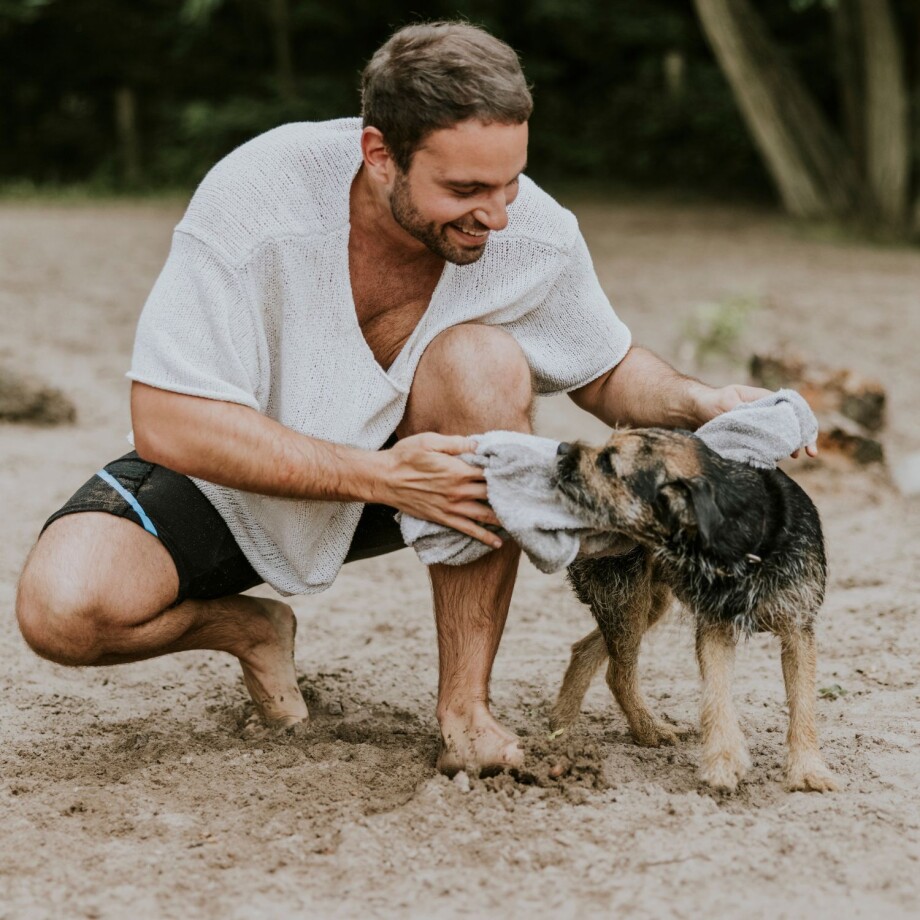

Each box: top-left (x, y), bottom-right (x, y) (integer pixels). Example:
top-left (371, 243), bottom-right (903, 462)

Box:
top-left (412, 324), bottom-right (533, 425)
top-left (16, 535), bottom-right (113, 666)
top-left (429, 324), bottom-right (531, 389)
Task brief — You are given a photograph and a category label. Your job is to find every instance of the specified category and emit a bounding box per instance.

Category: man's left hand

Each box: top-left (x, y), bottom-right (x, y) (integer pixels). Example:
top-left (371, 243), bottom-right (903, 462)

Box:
top-left (693, 383), bottom-right (819, 459)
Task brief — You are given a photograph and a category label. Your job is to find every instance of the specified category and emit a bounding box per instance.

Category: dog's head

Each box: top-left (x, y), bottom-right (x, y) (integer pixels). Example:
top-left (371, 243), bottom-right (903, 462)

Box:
top-left (554, 428), bottom-right (765, 562)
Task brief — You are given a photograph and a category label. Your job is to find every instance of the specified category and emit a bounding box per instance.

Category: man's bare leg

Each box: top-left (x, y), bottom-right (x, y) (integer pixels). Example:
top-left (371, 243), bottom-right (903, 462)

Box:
top-left (431, 542), bottom-right (524, 775)
top-left (397, 323), bottom-right (532, 774)
top-left (16, 512), bottom-right (308, 727)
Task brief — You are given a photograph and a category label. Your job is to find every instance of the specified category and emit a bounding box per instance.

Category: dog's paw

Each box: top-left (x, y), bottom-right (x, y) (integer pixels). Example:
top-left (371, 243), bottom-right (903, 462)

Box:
top-left (633, 720), bottom-right (684, 747)
top-left (786, 756), bottom-right (839, 793)
top-left (548, 703), bottom-right (580, 735)
top-left (699, 746), bottom-right (751, 792)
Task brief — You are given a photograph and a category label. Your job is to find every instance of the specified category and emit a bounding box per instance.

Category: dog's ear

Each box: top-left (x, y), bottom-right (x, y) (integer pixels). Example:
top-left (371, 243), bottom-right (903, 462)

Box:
top-left (681, 477), bottom-right (726, 551)
top-left (658, 477), bottom-right (728, 554)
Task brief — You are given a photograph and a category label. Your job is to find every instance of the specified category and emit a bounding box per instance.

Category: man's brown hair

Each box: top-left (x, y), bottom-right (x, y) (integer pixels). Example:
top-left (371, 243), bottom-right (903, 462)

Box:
top-left (361, 21), bottom-right (533, 172)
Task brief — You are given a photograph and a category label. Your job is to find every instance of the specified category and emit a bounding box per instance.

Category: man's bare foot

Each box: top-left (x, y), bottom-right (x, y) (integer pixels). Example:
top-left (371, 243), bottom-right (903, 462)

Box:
top-left (239, 598), bottom-right (309, 728)
top-left (436, 702), bottom-right (524, 777)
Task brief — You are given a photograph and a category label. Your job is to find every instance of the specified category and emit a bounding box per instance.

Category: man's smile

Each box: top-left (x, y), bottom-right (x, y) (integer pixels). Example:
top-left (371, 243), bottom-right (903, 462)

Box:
top-left (449, 222), bottom-right (489, 242)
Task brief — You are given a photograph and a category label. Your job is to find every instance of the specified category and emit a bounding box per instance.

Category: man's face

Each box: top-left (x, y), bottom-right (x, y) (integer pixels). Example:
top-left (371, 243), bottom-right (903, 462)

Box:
top-left (388, 119), bottom-right (528, 265)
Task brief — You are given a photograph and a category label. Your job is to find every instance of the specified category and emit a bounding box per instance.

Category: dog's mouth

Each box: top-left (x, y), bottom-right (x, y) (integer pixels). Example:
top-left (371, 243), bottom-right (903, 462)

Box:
top-left (554, 451), bottom-right (644, 539)
top-left (553, 454), bottom-right (608, 523)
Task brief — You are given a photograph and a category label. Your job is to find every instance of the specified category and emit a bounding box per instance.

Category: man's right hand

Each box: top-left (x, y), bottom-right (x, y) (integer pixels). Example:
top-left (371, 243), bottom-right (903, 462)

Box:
top-left (376, 433), bottom-right (502, 548)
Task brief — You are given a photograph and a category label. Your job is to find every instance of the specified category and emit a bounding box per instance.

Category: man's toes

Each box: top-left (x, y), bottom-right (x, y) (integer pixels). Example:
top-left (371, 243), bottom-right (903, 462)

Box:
top-left (436, 725), bottom-right (524, 777)
top-left (500, 738), bottom-right (525, 770)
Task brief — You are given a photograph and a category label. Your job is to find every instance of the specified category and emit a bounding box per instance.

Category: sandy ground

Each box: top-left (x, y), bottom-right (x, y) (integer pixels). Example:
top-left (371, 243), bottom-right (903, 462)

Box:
top-left (1, 198), bottom-right (918, 919)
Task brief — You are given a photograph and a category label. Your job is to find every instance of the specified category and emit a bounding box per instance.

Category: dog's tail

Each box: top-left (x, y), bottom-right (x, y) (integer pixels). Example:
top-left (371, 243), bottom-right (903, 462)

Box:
top-left (550, 628), bottom-right (608, 732)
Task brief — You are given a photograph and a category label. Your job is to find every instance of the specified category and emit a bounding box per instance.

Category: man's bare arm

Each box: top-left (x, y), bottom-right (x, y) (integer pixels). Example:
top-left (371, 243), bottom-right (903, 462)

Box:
top-left (568, 346), bottom-right (711, 429)
top-left (570, 346), bottom-right (818, 456)
top-left (131, 382), bottom-right (502, 546)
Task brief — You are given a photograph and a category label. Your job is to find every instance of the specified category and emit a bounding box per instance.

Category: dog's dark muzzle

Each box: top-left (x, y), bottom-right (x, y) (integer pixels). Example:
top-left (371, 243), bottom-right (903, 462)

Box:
top-left (553, 442), bottom-right (582, 491)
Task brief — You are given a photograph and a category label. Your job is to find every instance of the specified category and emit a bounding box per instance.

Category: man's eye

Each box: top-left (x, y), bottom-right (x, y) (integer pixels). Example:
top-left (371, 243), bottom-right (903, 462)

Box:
top-left (450, 188), bottom-right (478, 198)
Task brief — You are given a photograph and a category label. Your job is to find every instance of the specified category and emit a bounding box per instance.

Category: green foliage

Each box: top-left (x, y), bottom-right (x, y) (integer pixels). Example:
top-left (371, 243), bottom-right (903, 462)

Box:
top-left (0, 0), bottom-right (903, 198)
top-left (682, 295), bottom-right (761, 366)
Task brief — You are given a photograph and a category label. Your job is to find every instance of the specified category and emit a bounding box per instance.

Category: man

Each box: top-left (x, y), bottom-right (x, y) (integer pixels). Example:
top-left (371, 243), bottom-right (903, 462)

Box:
top-left (15, 22), bottom-right (794, 776)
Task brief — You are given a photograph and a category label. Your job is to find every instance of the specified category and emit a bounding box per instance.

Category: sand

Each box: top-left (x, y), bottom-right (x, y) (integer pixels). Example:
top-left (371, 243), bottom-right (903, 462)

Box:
top-left (1, 199), bottom-right (918, 919)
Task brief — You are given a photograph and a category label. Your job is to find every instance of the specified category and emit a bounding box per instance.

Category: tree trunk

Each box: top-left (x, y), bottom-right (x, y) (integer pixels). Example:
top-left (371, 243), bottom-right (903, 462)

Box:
top-left (268, 0), bottom-right (295, 102)
top-left (693, 0), bottom-right (862, 220)
top-left (914, 5), bottom-right (920, 231)
top-left (832, 0), bottom-right (864, 176)
top-left (114, 86), bottom-right (141, 187)
top-left (858, 0), bottom-right (910, 227)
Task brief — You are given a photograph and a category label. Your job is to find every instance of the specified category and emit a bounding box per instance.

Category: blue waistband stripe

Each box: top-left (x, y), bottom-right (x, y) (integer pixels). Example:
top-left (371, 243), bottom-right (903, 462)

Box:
top-left (95, 469), bottom-right (159, 537)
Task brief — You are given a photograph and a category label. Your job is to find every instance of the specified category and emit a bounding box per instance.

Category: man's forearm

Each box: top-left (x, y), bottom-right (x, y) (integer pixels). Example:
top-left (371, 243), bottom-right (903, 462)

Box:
top-left (571, 346), bottom-right (709, 429)
top-left (131, 382), bottom-right (384, 503)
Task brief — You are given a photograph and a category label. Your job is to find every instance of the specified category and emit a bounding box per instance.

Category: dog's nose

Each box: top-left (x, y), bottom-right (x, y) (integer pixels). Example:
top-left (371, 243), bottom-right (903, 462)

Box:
top-left (557, 442), bottom-right (572, 456)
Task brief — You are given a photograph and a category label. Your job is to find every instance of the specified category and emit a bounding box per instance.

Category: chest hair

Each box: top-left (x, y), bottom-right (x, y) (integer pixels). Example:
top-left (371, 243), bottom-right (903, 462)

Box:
top-left (349, 243), bottom-right (444, 371)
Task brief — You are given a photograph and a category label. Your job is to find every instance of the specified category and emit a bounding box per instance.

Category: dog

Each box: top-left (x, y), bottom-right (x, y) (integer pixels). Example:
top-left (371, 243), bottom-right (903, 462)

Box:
top-left (549, 428), bottom-right (837, 792)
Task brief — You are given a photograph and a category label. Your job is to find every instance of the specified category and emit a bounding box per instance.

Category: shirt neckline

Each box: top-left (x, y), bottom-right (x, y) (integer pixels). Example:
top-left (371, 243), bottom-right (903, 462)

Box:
top-left (341, 143), bottom-right (453, 394)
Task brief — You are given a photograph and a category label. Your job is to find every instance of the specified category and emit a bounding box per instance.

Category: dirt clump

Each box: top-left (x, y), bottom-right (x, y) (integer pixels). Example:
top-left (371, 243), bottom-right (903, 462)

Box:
top-left (0, 365), bottom-right (76, 425)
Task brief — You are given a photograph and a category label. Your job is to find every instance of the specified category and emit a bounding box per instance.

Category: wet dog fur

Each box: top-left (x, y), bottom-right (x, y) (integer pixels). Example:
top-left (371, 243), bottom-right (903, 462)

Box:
top-left (550, 428), bottom-right (837, 793)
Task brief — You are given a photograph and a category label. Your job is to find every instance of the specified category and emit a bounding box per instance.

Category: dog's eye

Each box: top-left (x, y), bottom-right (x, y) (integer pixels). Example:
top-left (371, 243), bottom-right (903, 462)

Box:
top-left (596, 451), bottom-right (615, 475)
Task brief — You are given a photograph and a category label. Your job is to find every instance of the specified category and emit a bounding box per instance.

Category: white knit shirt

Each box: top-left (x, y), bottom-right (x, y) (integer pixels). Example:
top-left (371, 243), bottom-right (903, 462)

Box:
top-left (129, 118), bottom-right (631, 595)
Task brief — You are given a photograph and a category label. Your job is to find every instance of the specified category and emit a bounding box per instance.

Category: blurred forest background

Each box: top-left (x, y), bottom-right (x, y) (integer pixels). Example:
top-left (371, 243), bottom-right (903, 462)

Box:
top-left (1, 0), bottom-right (919, 232)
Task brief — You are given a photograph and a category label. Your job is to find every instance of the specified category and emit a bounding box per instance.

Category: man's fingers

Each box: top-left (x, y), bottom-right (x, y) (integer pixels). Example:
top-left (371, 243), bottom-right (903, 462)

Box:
top-left (454, 482), bottom-right (489, 502)
top-left (454, 501), bottom-right (501, 527)
top-left (737, 385), bottom-right (772, 402)
top-left (791, 443), bottom-right (819, 460)
top-left (444, 514), bottom-right (503, 549)
top-left (420, 433), bottom-right (479, 456)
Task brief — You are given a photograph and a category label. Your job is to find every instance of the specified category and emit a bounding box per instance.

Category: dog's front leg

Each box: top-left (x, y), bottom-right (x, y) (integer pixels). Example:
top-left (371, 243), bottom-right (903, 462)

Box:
top-left (780, 628), bottom-right (838, 792)
top-left (696, 622), bottom-right (751, 791)
top-left (605, 616), bottom-right (681, 748)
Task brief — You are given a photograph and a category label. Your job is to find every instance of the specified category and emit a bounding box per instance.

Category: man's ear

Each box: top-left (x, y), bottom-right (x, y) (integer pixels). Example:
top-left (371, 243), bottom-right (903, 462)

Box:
top-left (361, 126), bottom-right (397, 185)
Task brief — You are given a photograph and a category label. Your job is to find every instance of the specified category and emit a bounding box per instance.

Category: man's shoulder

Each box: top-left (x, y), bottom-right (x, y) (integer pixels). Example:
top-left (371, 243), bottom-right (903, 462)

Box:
top-left (504, 176), bottom-right (580, 255)
top-left (177, 118), bottom-right (362, 265)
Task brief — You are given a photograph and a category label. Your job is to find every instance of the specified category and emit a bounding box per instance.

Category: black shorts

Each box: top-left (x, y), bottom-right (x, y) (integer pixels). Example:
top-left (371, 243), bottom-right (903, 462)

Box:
top-left (42, 451), bottom-right (406, 605)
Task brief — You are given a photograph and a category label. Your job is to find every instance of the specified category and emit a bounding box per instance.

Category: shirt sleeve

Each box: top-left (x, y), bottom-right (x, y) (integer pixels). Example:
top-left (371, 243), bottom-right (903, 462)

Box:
top-left (127, 230), bottom-right (263, 410)
top-left (498, 229), bottom-right (631, 396)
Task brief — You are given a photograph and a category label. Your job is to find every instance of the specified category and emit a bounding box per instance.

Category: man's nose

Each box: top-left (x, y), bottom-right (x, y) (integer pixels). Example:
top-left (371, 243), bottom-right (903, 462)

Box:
top-left (472, 191), bottom-right (509, 232)
top-left (557, 442), bottom-right (572, 456)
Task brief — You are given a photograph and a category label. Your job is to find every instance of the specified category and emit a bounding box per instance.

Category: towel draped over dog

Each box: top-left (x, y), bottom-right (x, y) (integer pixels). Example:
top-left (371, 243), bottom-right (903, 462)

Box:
top-left (398, 389), bottom-right (818, 571)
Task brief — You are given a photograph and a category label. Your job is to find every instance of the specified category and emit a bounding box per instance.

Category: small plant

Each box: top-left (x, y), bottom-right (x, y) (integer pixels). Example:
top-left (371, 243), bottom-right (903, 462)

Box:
top-left (681, 294), bottom-right (760, 366)
top-left (819, 684), bottom-right (848, 700)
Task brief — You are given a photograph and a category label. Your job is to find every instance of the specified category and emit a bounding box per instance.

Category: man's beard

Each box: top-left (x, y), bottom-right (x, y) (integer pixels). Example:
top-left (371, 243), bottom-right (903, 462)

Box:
top-left (389, 170), bottom-right (488, 266)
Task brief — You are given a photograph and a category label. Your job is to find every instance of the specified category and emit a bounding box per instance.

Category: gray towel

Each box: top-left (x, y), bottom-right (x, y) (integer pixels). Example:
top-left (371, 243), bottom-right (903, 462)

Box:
top-left (694, 388), bottom-right (818, 469)
top-left (399, 389), bottom-right (818, 571)
top-left (397, 430), bottom-right (626, 573)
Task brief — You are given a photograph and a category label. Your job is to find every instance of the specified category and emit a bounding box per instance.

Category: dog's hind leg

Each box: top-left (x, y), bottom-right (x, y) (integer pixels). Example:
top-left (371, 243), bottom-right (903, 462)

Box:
top-left (696, 622), bottom-right (751, 791)
top-left (780, 628), bottom-right (838, 792)
top-left (550, 628), bottom-right (608, 731)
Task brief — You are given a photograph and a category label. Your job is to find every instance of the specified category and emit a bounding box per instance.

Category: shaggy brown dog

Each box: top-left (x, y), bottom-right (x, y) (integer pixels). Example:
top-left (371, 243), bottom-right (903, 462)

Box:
top-left (550, 429), bottom-right (837, 792)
